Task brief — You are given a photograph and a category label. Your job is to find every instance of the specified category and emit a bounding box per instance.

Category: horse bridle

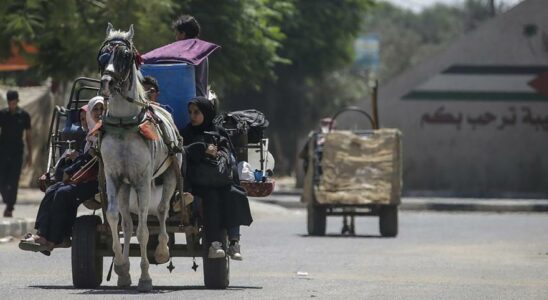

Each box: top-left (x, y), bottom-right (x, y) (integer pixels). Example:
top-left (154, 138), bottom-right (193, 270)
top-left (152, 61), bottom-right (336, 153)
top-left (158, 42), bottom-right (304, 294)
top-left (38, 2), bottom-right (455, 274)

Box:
top-left (97, 38), bottom-right (136, 94)
top-left (98, 37), bottom-right (157, 131)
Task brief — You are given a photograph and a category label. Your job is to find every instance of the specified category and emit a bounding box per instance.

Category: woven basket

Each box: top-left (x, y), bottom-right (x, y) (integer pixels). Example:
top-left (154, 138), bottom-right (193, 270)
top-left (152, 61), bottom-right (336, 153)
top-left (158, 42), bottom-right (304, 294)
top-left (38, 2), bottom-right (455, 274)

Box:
top-left (240, 179), bottom-right (275, 197)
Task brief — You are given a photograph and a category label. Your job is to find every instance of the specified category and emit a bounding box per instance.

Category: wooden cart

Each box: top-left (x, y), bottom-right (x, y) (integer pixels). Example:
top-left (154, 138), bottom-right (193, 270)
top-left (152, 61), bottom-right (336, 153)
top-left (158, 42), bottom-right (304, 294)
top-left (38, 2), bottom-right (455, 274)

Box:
top-left (44, 77), bottom-right (229, 289)
top-left (301, 106), bottom-right (402, 237)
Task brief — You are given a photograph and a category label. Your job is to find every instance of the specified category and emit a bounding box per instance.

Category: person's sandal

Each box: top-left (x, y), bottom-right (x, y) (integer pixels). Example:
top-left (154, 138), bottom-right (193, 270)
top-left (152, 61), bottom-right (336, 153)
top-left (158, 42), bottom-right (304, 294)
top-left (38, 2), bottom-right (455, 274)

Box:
top-left (19, 233), bottom-right (49, 252)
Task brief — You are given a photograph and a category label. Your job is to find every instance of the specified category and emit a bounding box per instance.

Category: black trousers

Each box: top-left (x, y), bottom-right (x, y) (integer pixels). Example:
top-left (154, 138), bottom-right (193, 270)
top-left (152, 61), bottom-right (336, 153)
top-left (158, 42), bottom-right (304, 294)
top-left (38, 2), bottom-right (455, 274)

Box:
top-left (192, 187), bottom-right (224, 244)
top-left (35, 180), bottom-right (98, 244)
top-left (0, 153), bottom-right (23, 211)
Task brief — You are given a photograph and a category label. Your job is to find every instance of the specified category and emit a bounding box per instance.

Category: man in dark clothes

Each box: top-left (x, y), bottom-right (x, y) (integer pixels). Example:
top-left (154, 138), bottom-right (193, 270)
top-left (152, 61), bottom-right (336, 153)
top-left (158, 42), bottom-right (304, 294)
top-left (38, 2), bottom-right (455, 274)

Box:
top-left (0, 90), bottom-right (32, 217)
top-left (172, 15), bottom-right (209, 97)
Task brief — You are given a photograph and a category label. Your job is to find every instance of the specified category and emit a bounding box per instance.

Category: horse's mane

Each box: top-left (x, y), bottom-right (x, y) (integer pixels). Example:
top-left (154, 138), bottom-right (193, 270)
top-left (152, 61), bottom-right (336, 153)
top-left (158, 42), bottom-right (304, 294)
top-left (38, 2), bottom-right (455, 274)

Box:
top-left (134, 69), bottom-right (147, 102)
top-left (106, 30), bottom-right (133, 43)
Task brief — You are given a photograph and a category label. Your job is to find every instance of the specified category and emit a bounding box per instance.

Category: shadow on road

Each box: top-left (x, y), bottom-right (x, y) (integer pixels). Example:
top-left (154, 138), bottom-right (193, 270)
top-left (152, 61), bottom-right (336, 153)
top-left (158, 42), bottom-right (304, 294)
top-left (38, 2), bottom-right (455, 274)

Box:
top-left (30, 285), bottom-right (263, 295)
top-left (298, 234), bottom-right (390, 239)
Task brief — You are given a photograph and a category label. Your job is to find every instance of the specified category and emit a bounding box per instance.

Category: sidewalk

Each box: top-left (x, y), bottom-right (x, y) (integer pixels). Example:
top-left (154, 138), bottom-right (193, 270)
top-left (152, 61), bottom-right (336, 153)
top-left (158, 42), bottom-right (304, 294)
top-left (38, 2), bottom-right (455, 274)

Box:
top-left (0, 188), bottom-right (42, 240)
top-left (269, 178), bottom-right (548, 212)
top-left (2, 185), bottom-right (548, 239)
top-left (257, 192), bottom-right (548, 213)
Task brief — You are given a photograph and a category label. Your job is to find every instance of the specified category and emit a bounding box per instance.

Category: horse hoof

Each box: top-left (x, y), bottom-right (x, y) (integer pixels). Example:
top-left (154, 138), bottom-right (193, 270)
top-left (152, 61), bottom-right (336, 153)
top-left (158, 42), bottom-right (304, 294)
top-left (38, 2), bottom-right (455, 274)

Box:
top-left (114, 263), bottom-right (130, 276)
top-left (117, 275), bottom-right (132, 288)
top-left (114, 263), bottom-right (131, 287)
top-left (154, 248), bottom-right (170, 264)
top-left (137, 279), bottom-right (153, 292)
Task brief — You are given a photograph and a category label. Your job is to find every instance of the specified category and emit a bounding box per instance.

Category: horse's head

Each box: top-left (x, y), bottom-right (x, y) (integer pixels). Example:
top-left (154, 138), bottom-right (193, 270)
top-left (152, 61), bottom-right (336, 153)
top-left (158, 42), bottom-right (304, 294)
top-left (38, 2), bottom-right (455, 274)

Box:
top-left (98, 23), bottom-right (136, 98)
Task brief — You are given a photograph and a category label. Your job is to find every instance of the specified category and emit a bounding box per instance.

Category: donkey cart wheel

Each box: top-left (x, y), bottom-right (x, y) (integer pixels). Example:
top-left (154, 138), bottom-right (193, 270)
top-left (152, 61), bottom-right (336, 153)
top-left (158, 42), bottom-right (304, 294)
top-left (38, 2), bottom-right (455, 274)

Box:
top-left (307, 202), bottom-right (326, 236)
top-left (202, 230), bottom-right (230, 289)
top-left (72, 215), bottom-right (103, 288)
top-left (379, 205), bottom-right (398, 237)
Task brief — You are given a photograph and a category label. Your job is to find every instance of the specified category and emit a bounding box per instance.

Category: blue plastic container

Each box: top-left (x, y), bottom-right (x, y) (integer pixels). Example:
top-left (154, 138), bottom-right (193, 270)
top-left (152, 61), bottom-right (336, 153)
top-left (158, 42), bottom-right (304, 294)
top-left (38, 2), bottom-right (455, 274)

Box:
top-left (141, 63), bottom-right (196, 132)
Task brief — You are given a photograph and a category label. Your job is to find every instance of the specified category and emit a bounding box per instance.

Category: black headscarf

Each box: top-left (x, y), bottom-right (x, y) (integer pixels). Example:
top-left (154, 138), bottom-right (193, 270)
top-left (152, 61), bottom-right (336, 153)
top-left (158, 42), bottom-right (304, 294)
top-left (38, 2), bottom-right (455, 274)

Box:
top-left (182, 96), bottom-right (215, 145)
top-left (181, 95), bottom-right (236, 159)
top-left (190, 96), bottom-right (215, 131)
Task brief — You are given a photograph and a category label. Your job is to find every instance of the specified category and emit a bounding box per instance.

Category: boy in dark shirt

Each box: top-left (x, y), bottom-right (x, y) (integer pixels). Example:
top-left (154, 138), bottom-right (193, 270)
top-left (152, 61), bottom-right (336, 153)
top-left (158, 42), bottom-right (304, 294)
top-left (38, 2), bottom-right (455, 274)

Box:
top-left (172, 15), bottom-right (209, 97)
top-left (0, 90), bottom-right (32, 217)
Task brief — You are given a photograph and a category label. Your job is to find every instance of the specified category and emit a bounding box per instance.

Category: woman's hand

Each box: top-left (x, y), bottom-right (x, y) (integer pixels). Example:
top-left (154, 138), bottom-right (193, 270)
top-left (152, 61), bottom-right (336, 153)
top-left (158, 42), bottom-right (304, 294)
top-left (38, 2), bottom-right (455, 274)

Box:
top-left (38, 173), bottom-right (50, 192)
top-left (205, 144), bottom-right (218, 157)
top-left (88, 148), bottom-right (98, 157)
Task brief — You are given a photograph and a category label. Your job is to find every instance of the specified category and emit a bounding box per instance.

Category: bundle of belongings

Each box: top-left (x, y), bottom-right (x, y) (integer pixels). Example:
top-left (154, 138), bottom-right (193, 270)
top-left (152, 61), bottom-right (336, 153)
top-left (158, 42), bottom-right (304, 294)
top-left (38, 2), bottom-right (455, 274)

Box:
top-left (213, 109), bottom-right (269, 144)
top-left (313, 129), bottom-right (402, 205)
top-left (213, 109), bottom-right (274, 197)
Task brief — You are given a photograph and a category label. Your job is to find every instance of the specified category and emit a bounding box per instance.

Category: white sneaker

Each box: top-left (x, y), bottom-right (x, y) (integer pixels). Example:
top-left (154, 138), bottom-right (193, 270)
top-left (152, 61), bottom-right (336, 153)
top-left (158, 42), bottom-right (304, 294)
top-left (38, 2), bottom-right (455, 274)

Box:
top-left (227, 242), bottom-right (243, 261)
top-left (208, 241), bottom-right (225, 259)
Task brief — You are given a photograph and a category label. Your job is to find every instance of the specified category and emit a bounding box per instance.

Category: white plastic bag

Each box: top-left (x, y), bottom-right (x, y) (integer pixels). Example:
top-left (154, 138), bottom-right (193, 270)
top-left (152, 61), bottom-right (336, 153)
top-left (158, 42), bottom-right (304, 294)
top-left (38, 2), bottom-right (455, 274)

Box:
top-left (238, 161), bottom-right (255, 182)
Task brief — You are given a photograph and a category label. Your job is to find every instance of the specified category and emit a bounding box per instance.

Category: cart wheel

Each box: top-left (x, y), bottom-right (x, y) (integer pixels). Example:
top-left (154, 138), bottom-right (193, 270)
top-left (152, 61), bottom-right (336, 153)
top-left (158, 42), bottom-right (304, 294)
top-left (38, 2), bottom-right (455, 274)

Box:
top-left (72, 215), bottom-right (103, 288)
top-left (379, 205), bottom-right (398, 237)
top-left (202, 230), bottom-right (230, 289)
top-left (148, 232), bottom-right (175, 265)
top-left (307, 202), bottom-right (326, 236)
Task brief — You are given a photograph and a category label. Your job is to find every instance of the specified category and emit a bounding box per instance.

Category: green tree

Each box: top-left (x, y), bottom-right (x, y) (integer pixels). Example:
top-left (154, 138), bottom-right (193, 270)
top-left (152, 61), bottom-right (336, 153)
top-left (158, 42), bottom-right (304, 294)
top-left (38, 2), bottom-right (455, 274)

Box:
top-left (224, 0), bottom-right (374, 173)
top-left (0, 0), bottom-right (292, 93)
top-left (0, 0), bottom-right (374, 175)
top-left (0, 0), bottom-right (174, 81)
top-left (174, 0), bottom-right (293, 93)
top-left (361, 0), bottom-right (512, 83)
top-left (0, 0), bottom-right (176, 82)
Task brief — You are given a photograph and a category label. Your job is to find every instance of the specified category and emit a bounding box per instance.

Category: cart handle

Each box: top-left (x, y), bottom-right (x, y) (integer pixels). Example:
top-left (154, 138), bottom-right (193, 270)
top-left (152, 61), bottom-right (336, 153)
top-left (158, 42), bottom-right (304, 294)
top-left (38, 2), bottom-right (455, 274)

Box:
top-left (329, 106), bottom-right (376, 132)
top-left (68, 77), bottom-right (101, 110)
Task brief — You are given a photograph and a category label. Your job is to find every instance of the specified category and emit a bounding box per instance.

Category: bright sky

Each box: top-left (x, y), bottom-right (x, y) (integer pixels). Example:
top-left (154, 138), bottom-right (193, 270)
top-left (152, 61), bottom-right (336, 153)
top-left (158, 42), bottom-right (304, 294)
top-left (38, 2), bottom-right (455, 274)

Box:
top-left (382, 0), bottom-right (525, 12)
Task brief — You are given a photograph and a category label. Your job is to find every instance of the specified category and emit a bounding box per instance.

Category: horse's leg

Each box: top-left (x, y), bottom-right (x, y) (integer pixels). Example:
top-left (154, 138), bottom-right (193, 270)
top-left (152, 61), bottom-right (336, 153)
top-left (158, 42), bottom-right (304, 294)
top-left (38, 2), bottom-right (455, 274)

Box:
top-left (117, 183), bottom-right (133, 284)
top-left (105, 176), bottom-right (132, 287)
top-left (154, 167), bottom-right (177, 264)
top-left (135, 181), bottom-right (153, 292)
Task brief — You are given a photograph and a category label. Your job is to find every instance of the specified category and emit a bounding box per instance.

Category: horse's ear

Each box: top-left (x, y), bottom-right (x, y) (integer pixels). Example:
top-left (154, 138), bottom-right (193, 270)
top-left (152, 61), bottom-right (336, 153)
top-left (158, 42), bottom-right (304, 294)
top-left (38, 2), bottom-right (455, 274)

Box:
top-left (128, 24), bottom-right (134, 41)
top-left (106, 22), bottom-right (113, 35)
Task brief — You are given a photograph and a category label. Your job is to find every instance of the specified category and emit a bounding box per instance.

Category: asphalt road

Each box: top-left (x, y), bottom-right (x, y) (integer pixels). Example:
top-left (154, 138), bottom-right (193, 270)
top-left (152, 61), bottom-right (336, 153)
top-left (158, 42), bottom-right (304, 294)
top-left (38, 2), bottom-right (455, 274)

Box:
top-left (1, 202), bottom-right (547, 299)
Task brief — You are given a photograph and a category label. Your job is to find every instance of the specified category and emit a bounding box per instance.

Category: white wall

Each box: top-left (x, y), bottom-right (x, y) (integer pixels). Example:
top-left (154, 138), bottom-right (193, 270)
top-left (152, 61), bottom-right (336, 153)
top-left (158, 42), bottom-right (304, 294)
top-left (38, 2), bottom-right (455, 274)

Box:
top-left (372, 0), bottom-right (548, 196)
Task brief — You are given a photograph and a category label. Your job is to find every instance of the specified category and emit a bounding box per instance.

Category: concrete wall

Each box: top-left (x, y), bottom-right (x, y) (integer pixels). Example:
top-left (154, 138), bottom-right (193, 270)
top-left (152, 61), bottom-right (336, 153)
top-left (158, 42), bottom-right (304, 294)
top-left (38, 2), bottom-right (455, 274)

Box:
top-left (363, 0), bottom-right (548, 197)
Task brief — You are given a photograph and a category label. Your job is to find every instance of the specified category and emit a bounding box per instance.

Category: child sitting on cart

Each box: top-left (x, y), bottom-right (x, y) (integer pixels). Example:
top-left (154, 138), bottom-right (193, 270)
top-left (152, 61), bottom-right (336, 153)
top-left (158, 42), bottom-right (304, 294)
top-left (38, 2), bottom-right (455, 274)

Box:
top-left (19, 96), bottom-right (104, 255)
top-left (181, 96), bottom-right (252, 261)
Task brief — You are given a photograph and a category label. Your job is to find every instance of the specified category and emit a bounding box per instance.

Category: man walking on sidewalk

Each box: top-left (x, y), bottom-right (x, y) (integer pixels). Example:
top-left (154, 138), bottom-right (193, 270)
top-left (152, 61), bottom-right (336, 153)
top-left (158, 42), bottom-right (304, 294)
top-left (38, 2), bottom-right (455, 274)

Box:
top-left (0, 90), bottom-right (32, 217)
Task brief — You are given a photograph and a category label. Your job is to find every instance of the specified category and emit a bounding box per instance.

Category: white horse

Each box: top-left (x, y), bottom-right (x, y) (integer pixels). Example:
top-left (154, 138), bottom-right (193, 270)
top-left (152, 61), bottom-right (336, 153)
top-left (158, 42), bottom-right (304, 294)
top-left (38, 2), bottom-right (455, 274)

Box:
top-left (98, 23), bottom-right (182, 292)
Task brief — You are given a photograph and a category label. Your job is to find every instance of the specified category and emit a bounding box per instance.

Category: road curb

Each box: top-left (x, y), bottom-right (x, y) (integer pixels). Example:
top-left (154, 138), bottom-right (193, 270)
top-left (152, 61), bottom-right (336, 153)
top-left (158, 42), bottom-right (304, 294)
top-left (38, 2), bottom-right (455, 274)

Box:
top-left (0, 218), bottom-right (35, 238)
top-left (264, 194), bottom-right (548, 213)
top-left (400, 202), bottom-right (548, 213)
top-left (272, 191), bottom-right (302, 197)
top-left (3, 192), bottom-right (546, 239)
top-left (253, 199), bottom-right (306, 210)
